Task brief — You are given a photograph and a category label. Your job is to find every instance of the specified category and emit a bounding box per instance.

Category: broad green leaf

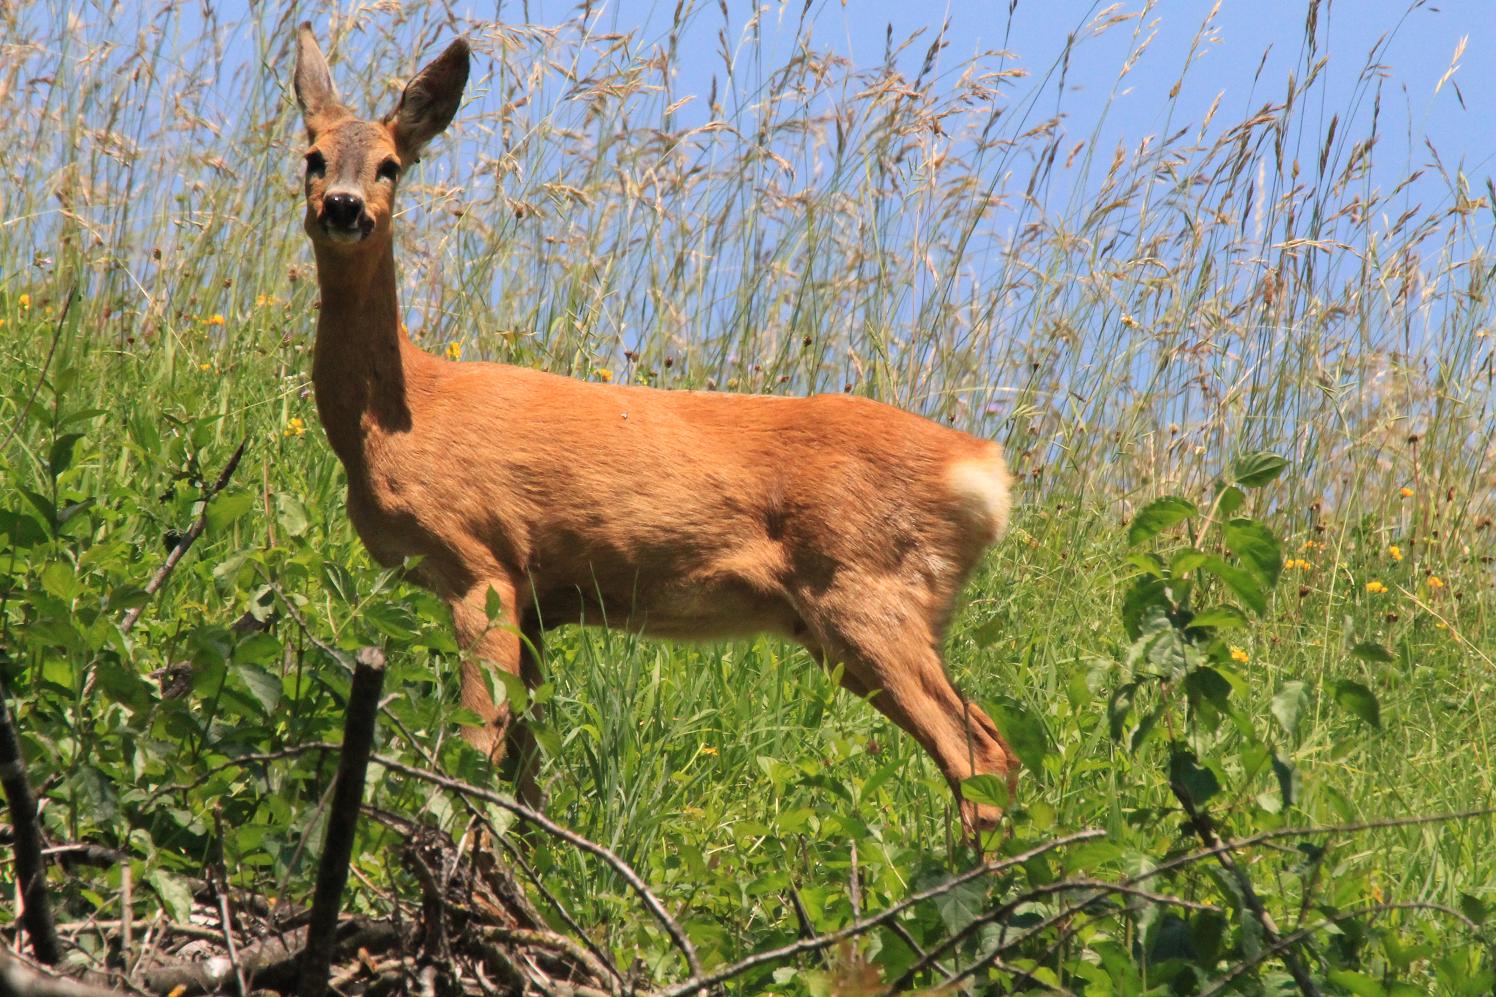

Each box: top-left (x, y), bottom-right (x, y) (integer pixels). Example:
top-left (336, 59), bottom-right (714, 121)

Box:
top-left (1350, 641), bottom-right (1394, 663)
top-left (275, 492), bottom-right (310, 538)
top-left (148, 870), bottom-right (194, 923)
top-left (960, 774), bottom-right (1009, 808)
top-left (971, 614), bottom-right (1006, 648)
top-left (1120, 576), bottom-right (1170, 640)
top-left (1200, 556), bottom-right (1266, 615)
top-left (1334, 679), bottom-right (1381, 729)
top-left (985, 698), bottom-right (1051, 774)
top-left (1459, 893), bottom-right (1488, 926)
top-left (1188, 605), bottom-right (1248, 631)
top-left (1170, 548), bottom-right (1209, 575)
top-left (1127, 496), bottom-right (1198, 546)
top-left (1233, 451), bottom-right (1289, 488)
top-left (1223, 517), bottom-right (1282, 585)
top-left (1215, 484), bottom-right (1246, 517)
top-left (1168, 748), bottom-right (1220, 807)
top-left (206, 490), bottom-right (255, 533)
top-left (1185, 667), bottom-right (1233, 712)
top-left (49, 432), bottom-right (85, 478)
top-left (1271, 680), bottom-right (1308, 739)
top-left (1327, 970), bottom-right (1385, 997)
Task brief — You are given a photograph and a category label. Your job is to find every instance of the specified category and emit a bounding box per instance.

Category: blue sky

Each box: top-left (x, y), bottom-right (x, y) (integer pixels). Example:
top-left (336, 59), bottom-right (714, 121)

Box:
top-left (501, 0), bottom-right (1492, 201)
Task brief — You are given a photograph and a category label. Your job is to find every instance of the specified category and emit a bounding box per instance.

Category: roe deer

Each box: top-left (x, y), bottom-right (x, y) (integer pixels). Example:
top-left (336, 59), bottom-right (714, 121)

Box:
top-left (292, 25), bottom-right (1019, 836)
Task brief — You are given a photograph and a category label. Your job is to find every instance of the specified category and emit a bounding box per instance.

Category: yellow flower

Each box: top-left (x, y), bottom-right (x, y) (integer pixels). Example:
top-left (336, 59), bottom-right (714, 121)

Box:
top-left (1399, 487), bottom-right (1413, 498)
top-left (283, 416), bottom-right (306, 438)
top-left (699, 745), bottom-right (718, 756)
top-left (18, 293), bottom-right (30, 309)
top-left (1387, 544), bottom-right (1402, 562)
top-left (595, 367), bottom-right (613, 383)
top-left (445, 341), bottom-right (462, 361)
top-left (1427, 575), bottom-right (1445, 589)
top-left (1229, 646), bottom-right (1250, 664)
top-left (1365, 580), bottom-right (1389, 594)
top-left (199, 362), bottom-right (213, 372)
top-left (1285, 558), bottom-right (1312, 571)
top-left (255, 294), bottom-right (277, 308)
top-left (205, 313), bottom-right (225, 326)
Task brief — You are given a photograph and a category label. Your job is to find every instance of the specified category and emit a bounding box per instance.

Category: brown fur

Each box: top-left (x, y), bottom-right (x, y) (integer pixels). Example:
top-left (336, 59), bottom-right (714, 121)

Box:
top-left (292, 25), bottom-right (1019, 836)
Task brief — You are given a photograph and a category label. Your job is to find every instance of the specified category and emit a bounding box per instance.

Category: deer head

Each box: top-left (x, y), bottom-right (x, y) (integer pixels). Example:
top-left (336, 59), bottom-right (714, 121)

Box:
top-left (292, 24), bottom-right (469, 249)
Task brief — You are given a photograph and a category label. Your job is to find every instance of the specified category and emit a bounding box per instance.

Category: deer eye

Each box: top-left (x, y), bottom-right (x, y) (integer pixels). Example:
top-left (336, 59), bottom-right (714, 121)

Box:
top-left (305, 151), bottom-right (326, 180)
top-left (376, 158), bottom-right (400, 184)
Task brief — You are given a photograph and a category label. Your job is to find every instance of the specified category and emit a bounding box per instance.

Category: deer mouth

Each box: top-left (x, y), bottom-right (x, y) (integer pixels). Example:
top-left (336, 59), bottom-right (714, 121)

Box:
top-left (321, 216), bottom-right (372, 243)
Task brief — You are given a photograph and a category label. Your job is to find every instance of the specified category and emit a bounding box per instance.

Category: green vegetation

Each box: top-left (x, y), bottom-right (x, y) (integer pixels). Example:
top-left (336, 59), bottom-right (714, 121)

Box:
top-left (2, 1), bottom-right (1492, 992)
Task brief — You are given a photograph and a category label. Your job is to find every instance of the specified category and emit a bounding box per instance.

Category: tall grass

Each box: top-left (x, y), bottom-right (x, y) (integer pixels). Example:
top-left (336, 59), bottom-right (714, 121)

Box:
top-left (3, 0), bottom-right (1494, 989)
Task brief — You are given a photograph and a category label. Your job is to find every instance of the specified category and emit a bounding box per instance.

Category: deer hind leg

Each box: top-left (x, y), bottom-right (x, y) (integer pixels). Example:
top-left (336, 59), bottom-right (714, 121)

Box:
top-left (450, 578), bottom-right (543, 811)
top-left (799, 577), bottom-right (1018, 837)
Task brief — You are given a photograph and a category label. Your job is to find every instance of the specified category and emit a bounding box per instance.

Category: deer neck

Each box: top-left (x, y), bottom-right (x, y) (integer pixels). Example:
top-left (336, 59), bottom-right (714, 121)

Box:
top-left (310, 239), bottom-right (423, 472)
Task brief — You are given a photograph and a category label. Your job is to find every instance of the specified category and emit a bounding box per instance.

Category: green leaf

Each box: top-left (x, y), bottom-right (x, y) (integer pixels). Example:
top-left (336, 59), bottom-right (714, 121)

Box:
top-left (1233, 451), bottom-right (1289, 488)
top-left (932, 876), bottom-right (986, 935)
top-left (985, 698), bottom-right (1050, 774)
top-left (1169, 548), bottom-right (1209, 575)
top-left (1188, 605), bottom-right (1248, 631)
top-left (1271, 680), bottom-right (1308, 739)
top-left (1350, 641), bottom-right (1394, 663)
top-left (1333, 679), bottom-right (1381, 730)
top-left (206, 490), bottom-right (255, 533)
top-left (971, 614), bottom-right (1006, 648)
top-left (960, 774), bottom-right (1009, 809)
top-left (1327, 970), bottom-right (1386, 997)
top-left (1215, 484), bottom-right (1246, 517)
top-left (275, 492), bottom-right (310, 538)
top-left (1459, 893), bottom-right (1488, 926)
top-left (1127, 496), bottom-right (1198, 546)
top-left (1185, 667), bottom-right (1233, 712)
top-left (49, 432), bottom-right (85, 478)
top-left (1222, 517), bottom-right (1282, 585)
top-left (1168, 748), bottom-right (1220, 807)
top-left (1199, 556), bottom-right (1266, 615)
top-left (1120, 576), bottom-right (1170, 641)
top-left (233, 662), bottom-right (282, 715)
top-left (148, 870), bottom-right (194, 923)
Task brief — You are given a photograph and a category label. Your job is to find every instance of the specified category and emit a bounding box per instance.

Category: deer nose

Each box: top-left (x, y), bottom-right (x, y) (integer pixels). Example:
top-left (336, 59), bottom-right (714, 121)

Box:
top-left (323, 192), bottom-right (364, 229)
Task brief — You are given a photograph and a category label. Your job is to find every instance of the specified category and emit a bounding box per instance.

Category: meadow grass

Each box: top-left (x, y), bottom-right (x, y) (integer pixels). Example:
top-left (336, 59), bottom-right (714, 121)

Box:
top-left (2, 1), bottom-right (1494, 991)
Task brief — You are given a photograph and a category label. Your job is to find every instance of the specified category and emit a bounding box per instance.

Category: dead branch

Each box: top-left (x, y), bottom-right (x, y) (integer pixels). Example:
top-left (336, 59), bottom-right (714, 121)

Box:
top-left (0, 952), bottom-right (118, 997)
top-left (655, 828), bottom-right (1107, 997)
top-left (0, 682), bottom-right (60, 964)
top-left (370, 753), bottom-right (704, 982)
top-left (119, 437), bottom-right (249, 634)
top-left (299, 647), bottom-right (386, 997)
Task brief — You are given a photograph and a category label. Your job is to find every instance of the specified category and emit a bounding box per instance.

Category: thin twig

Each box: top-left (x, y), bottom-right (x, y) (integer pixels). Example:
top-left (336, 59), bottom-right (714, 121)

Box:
top-left (300, 648), bottom-right (386, 997)
top-left (1171, 781), bottom-right (1319, 996)
top-left (369, 754), bottom-right (704, 981)
top-left (119, 438), bottom-right (248, 634)
top-left (1198, 900), bottom-right (1481, 997)
top-left (654, 829), bottom-right (1106, 997)
top-left (0, 683), bottom-right (60, 964)
top-left (895, 877), bottom-right (1220, 992)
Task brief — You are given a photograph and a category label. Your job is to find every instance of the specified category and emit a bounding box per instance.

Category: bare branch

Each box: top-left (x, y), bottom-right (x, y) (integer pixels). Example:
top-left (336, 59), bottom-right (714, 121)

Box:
top-left (300, 648), bottom-right (387, 997)
top-left (0, 683), bottom-right (60, 964)
top-left (369, 753), bottom-right (704, 981)
top-left (120, 438), bottom-right (249, 634)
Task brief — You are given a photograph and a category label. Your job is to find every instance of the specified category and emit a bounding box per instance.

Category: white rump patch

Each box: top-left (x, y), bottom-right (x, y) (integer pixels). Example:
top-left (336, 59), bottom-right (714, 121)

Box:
top-left (946, 449), bottom-right (1012, 542)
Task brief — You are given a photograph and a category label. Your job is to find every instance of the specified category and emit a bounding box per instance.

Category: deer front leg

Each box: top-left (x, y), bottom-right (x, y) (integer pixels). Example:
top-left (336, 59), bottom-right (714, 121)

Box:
top-left (450, 579), bottom-right (543, 810)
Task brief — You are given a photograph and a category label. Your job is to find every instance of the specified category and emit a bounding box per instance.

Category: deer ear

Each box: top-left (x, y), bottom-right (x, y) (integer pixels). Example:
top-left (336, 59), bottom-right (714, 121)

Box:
top-left (294, 23), bottom-right (343, 134)
top-left (386, 38), bottom-right (470, 161)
